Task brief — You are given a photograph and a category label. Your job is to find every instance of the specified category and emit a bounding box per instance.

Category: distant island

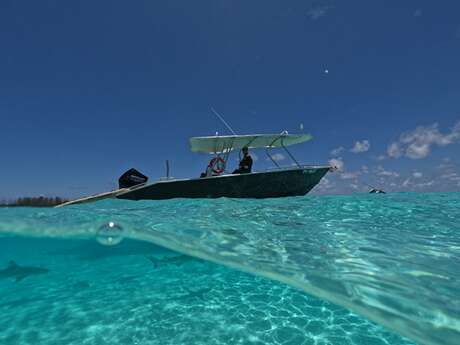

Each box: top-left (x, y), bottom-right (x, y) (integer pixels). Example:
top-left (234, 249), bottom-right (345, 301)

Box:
top-left (0, 197), bottom-right (68, 207)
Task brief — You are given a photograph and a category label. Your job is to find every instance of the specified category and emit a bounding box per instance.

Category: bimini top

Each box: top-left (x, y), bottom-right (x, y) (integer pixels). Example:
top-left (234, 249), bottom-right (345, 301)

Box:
top-left (190, 133), bottom-right (312, 153)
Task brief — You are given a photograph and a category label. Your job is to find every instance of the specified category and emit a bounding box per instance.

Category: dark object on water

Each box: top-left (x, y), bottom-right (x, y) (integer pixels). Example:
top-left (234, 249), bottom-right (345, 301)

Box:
top-left (119, 167), bottom-right (330, 200)
top-left (0, 261), bottom-right (49, 282)
top-left (57, 133), bottom-right (332, 206)
top-left (116, 133), bottom-right (331, 200)
top-left (146, 255), bottom-right (202, 269)
top-left (118, 168), bottom-right (149, 189)
top-left (369, 188), bottom-right (386, 194)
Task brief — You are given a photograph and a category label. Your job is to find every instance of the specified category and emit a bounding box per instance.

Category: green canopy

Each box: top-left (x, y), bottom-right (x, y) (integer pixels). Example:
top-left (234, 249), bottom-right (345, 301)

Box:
top-left (190, 133), bottom-right (312, 153)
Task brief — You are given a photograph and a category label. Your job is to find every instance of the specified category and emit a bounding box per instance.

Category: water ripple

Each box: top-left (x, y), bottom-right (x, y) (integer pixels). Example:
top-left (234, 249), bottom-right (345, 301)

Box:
top-left (0, 192), bottom-right (459, 345)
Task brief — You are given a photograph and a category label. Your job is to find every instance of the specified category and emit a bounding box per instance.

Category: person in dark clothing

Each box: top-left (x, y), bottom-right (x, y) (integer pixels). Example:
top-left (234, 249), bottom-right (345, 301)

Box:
top-left (232, 147), bottom-right (253, 174)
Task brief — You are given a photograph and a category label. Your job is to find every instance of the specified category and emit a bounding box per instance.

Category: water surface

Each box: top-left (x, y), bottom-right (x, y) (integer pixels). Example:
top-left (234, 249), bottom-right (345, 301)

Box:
top-left (0, 193), bottom-right (459, 345)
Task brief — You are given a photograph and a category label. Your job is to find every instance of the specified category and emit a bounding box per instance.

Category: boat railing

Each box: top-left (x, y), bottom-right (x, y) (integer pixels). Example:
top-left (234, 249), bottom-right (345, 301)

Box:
top-left (266, 132), bottom-right (302, 169)
top-left (152, 164), bottom-right (331, 183)
top-left (261, 164), bottom-right (331, 172)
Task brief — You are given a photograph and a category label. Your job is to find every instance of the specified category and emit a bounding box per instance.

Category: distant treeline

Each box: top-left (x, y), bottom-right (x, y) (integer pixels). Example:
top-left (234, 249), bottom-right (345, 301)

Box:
top-left (0, 197), bottom-right (68, 207)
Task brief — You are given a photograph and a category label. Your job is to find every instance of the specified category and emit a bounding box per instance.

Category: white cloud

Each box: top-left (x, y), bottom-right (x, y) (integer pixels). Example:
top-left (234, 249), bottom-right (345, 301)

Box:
top-left (415, 180), bottom-right (434, 188)
top-left (387, 142), bottom-right (402, 158)
top-left (306, 5), bottom-right (333, 20)
top-left (361, 165), bottom-right (369, 174)
top-left (376, 166), bottom-right (399, 178)
top-left (441, 173), bottom-right (457, 179)
top-left (413, 172), bottom-right (423, 178)
top-left (387, 121), bottom-right (460, 159)
top-left (376, 155), bottom-right (386, 161)
top-left (314, 176), bottom-right (335, 192)
top-left (329, 157), bottom-right (344, 171)
top-left (441, 172), bottom-right (460, 181)
top-left (330, 146), bottom-right (344, 156)
top-left (378, 170), bottom-right (399, 177)
top-left (437, 159), bottom-right (455, 171)
top-left (350, 140), bottom-right (370, 153)
top-left (402, 178), bottom-right (411, 187)
top-left (270, 153), bottom-right (285, 162)
top-left (406, 144), bottom-right (430, 159)
top-left (340, 171), bottom-right (360, 180)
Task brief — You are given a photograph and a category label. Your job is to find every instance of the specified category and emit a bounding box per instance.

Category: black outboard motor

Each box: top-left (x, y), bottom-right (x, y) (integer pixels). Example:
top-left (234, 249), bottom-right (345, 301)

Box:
top-left (118, 168), bottom-right (149, 189)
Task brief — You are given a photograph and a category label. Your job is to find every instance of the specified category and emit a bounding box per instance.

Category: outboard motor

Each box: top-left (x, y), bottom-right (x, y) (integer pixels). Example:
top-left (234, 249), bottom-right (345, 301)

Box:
top-left (118, 168), bottom-right (148, 189)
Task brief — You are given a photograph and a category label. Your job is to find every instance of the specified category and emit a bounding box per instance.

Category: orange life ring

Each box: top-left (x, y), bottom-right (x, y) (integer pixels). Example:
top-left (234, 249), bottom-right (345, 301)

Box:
top-left (208, 157), bottom-right (225, 174)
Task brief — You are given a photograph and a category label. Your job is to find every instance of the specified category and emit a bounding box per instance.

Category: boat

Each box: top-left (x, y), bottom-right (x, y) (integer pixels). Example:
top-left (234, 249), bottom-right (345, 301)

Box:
top-left (116, 132), bottom-right (331, 200)
top-left (369, 188), bottom-right (386, 194)
top-left (57, 132), bottom-right (331, 206)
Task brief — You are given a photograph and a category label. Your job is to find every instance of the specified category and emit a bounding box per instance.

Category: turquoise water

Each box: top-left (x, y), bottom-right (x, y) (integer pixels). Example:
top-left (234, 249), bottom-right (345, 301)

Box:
top-left (0, 193), bottom-right (459, 345)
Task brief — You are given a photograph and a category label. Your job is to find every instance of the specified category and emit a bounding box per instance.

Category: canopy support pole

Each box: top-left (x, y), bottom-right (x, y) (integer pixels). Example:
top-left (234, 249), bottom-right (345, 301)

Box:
top-left (265, 148), bottom-right (280, 168)
top-left (222, 141), bottom-right (234, 172)
top-left (166, 160), bottom-right (170, 179)
top-left (281, 137), bottom-right (301, 168)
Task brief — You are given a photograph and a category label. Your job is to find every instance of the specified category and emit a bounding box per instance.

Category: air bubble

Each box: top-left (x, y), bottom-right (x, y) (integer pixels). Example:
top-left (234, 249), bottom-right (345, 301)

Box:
top-left (96, 221), bottom-right (124, 246)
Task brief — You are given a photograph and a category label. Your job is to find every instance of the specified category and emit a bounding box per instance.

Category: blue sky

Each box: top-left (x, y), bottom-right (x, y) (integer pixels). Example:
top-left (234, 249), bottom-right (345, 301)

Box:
top-left (1, 0), bottom-right (459, 198)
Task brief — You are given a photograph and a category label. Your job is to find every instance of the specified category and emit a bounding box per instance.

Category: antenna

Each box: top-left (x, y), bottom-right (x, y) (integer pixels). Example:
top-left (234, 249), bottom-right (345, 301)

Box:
top-left (210, 107), bottom-right (237, 135)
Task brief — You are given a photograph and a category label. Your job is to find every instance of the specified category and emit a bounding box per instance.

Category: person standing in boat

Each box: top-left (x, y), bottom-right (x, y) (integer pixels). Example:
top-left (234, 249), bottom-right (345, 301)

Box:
top-left (233, 146), bottom-right (253, 174)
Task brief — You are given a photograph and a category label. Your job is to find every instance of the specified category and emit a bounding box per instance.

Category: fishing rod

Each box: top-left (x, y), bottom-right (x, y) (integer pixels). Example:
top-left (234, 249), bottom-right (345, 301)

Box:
top-left (209, 106), bottom-right (240, 168)
top-left (210, 107), bottom-right (237, 135)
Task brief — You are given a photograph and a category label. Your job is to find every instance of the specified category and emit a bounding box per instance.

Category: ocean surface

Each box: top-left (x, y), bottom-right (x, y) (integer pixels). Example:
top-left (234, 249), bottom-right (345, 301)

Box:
top-left (0, 193), bottom-right (459, 345)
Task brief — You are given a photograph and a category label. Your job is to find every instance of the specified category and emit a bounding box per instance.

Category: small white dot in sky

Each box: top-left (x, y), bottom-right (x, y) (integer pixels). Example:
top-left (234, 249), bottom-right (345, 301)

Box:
top-left (324, 69), bottom-right (329, 74)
